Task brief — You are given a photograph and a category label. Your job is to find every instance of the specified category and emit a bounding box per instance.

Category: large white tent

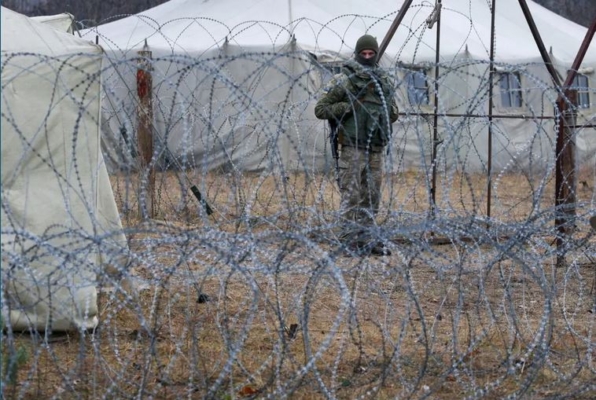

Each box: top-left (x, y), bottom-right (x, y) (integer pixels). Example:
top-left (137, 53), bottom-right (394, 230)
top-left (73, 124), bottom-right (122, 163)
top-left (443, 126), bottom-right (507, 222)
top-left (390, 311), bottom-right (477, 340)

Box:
top-left (1, 7), bottom-right (127, 332)
top-left (87, 0), bottom-right (596, 173)
top-left (31, 12), bottom-right (76, 33)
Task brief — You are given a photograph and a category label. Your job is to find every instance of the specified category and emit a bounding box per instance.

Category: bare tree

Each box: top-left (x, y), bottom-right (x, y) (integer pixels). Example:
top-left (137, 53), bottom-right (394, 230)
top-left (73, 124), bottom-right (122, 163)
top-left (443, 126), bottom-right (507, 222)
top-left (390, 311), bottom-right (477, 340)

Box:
top-left (532, 0), bottom-right (593, 27)
top-left (3, 0), bottom-right (593, 28)
top-left (3, 0), bottom-right (169, 27)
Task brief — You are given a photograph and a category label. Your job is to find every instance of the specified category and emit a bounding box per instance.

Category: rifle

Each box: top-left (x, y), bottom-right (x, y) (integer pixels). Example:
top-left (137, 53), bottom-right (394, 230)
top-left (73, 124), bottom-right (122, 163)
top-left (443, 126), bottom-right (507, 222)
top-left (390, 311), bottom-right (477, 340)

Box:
top-left (328, 119), bottom-right (340, 186)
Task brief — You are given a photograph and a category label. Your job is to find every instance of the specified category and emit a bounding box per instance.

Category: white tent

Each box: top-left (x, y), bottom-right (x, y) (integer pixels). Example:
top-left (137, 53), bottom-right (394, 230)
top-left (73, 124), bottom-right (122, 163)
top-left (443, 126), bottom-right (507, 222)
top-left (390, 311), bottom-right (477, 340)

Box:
top-left (86, 0), bottom-right (596, 173)
top-left (31, 12), bottom-right (76, 34)
top-left (1, 7), bottom-right (127, 332)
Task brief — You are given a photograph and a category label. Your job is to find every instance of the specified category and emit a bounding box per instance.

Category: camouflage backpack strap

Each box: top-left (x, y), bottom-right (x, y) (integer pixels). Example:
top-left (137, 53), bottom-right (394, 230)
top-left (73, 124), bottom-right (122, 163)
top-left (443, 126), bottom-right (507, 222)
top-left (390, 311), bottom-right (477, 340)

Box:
top-left (368, 68), bottom-right (393, 98)
top-left (322, 70), bottom-right (350, 98)
top-left (342, 65), bottom-right (368, 99)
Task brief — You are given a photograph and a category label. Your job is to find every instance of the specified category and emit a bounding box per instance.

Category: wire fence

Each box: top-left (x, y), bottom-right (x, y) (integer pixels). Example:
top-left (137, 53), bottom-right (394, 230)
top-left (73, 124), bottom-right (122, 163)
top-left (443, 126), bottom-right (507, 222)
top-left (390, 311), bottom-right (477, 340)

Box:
top-left (2, 10), bottom-right (596, 400)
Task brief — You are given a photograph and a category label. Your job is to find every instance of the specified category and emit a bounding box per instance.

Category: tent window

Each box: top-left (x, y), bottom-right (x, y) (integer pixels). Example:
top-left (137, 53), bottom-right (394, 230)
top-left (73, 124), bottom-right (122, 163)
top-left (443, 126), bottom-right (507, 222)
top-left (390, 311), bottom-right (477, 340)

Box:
top-left (405, 69), bottom-right (429, 105)
top-left (319, 62), bottom-right (343, 85)
top-left (572, 74), bottom-right (590, 109)
top-left (499, 72), bottom-right (523, 108)
top-left (325, 64), bottom-right (343, 75)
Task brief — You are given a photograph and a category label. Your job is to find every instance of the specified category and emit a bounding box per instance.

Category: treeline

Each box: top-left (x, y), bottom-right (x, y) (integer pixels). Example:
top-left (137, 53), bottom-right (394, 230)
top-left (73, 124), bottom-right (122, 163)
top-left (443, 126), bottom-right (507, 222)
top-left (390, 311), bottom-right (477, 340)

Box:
top-left (2, 0), bottom-right (593, 28)
top-left (1, 0), bottom-right (169, 27)
top-left (533, 0), bottom-right (593, 28)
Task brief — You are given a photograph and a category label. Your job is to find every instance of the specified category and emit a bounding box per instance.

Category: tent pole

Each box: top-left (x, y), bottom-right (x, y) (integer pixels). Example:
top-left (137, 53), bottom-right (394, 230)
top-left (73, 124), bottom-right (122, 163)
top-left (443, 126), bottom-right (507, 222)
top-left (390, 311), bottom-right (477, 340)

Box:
top-left (378, 0), bottom-right (414, 61)
top-left (487, 0), bottom-right (497, 223)
top-left (287, 0), bottom-right (293, 32)
top-left (430, 0), bottom-right (442, 220)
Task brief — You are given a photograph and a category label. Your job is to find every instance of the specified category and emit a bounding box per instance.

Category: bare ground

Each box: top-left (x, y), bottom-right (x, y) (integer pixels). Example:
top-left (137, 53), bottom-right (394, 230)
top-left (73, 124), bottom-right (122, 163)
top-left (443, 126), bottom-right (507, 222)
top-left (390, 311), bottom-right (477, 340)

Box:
top-left (2, 168), bottom-right (595, 399)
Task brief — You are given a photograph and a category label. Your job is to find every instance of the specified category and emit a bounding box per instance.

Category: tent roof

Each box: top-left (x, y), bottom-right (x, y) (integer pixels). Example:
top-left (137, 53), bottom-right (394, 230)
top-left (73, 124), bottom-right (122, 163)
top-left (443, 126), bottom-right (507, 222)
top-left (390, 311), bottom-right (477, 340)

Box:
top-left (30, 12), bottom-right (76, 34)
top-left (1, 7), bottom-right (98, 55)
top-left (89, 0), bottom-right (596, 63)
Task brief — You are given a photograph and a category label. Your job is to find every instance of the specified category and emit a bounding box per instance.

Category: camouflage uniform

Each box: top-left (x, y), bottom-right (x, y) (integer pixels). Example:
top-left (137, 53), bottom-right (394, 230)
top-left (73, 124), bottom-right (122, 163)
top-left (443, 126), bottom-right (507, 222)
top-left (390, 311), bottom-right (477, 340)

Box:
top-left (315, 57), bottom-right (398, 250)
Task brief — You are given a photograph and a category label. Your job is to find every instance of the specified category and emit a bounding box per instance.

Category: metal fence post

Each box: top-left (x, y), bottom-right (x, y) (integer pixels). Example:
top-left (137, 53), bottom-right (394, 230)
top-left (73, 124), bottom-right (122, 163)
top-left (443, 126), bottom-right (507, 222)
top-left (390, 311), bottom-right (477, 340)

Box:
top-left (555, 89), bottom-right (578, 266)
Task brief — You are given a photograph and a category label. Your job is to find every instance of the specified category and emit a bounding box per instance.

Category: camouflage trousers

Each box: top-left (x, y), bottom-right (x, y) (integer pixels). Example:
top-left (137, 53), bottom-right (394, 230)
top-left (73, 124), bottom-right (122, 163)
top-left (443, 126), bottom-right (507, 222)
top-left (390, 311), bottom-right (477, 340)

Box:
top-left (337, 145), bottom-right (383, 245)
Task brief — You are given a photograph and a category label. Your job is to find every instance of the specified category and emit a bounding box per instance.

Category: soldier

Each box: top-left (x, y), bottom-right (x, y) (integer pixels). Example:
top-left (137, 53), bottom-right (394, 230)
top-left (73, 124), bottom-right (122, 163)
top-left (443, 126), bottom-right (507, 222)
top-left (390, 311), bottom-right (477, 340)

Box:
top-left (315, 34), bottom-right (398, 256)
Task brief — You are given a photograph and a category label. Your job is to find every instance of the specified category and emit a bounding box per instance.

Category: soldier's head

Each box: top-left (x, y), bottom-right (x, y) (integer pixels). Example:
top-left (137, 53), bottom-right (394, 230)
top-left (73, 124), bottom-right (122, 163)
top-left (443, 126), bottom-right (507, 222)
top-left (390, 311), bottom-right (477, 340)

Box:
top-left (355, 34), bottom-right (379, 67)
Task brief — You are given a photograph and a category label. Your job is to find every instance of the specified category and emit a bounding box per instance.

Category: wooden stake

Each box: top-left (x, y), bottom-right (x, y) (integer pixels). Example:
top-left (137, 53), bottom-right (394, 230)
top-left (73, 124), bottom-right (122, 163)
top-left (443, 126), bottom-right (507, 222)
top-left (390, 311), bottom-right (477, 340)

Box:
top-left (136, 40), bottom-right (156, 219)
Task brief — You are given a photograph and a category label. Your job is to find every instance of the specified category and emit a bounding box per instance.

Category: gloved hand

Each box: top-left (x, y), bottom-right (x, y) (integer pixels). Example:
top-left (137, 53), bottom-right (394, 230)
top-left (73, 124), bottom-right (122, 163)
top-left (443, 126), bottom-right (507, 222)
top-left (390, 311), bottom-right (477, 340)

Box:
top-left (331, 102), bottom-right (352, 119)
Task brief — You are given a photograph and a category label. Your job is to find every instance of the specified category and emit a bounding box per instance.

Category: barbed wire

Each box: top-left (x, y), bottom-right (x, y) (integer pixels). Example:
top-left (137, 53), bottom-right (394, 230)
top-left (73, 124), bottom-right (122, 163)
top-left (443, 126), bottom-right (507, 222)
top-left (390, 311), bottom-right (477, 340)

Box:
top-left (2, 9), bottom-right (596, 399)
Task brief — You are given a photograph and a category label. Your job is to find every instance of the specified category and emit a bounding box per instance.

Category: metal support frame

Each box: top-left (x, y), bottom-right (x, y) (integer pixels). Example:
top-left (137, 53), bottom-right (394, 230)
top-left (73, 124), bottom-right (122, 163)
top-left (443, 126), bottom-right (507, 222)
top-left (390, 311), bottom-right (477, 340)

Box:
top-left (570, 124), bottom-right (596, 129)
top-left (377, 0), bottom-right (596, 246)
top-left (430, 0), bottom-right (442, 219)
top-left (378, 0), bottom-right (415, 61)
top-left (554, 89), bottom-right (578, 262)
top-left (517, 0), bottom-right (596, 264)
top-left (398, 112), bottom-right (554, 120)
top-left (561, 11), bottom-right (596, 90)
top-left (487, 0), bottom-right (497, 220)
top-left (516, 0), bottom-right (563, 89)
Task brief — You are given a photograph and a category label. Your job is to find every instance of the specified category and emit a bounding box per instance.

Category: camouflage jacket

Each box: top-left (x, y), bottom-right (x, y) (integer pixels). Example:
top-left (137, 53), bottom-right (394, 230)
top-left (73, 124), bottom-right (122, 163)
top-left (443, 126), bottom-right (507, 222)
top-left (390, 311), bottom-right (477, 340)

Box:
top-left (315, 59), bottom-right (398, 149)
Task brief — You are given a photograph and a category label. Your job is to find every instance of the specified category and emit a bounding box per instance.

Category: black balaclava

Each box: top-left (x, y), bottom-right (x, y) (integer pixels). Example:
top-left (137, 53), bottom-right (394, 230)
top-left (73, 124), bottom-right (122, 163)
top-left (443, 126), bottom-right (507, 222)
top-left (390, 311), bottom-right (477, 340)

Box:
top-left (354, 34), bottom-right (379, 67)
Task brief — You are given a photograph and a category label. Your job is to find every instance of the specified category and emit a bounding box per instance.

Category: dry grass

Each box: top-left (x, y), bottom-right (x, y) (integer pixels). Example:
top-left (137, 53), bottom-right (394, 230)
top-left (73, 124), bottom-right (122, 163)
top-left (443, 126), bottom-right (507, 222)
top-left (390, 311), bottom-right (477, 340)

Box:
top-left (4, 258), bottom-right (595, 399)
top-left (3, 168), bottom-right (595, 399)
top-left (111, 165), bottom-right (595, 224)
